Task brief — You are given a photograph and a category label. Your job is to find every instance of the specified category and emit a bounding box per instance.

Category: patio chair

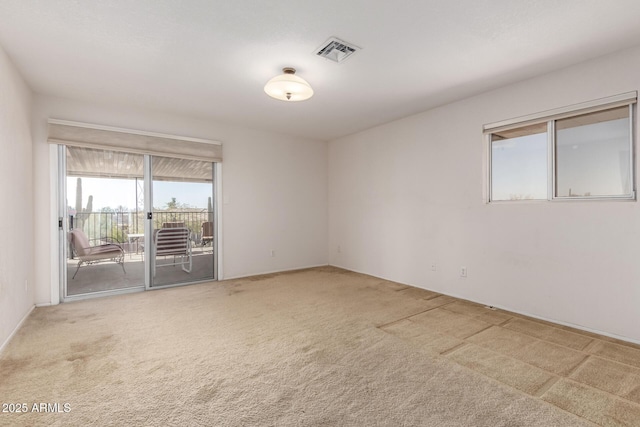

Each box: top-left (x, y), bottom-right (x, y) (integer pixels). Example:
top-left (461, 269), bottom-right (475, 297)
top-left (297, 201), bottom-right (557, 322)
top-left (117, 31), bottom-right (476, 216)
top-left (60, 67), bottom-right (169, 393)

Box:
top-left (68, 229), bottom-right (126, 279)
top-left (153, 227), bottom-right (192, 276)
top-left (162, 221), bottom-right (185, 228)
top-left (201, 221), bottom-right (213, 246)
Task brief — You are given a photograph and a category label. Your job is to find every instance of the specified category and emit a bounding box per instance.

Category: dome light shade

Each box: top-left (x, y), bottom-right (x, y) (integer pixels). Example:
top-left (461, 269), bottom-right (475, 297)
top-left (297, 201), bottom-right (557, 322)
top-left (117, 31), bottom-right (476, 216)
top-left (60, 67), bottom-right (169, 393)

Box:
top-left (264, 67), bottom-right (314, 101)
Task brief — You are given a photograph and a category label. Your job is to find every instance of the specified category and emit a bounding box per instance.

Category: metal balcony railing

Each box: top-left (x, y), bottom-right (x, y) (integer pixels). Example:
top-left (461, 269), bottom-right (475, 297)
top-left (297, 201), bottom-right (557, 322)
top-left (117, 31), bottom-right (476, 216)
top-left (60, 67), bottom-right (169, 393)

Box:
top-left (68, 210), bottom-right (214, 258)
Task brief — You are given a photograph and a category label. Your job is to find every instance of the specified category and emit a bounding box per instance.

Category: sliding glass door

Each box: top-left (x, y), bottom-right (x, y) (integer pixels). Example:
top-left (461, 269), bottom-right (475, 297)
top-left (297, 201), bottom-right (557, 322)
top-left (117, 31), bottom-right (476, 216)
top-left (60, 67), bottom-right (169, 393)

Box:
top-left (64, 146), bottom-right (146, 296)
top-left (149, 156), bottom-right (216, 288)
top-left (62, 147), bottom-right (216, 298)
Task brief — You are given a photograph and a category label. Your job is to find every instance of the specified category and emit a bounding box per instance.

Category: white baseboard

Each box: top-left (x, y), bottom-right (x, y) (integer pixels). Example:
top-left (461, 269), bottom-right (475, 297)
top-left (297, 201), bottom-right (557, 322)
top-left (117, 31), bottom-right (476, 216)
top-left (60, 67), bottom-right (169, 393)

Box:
top-left (328, 264), bottom-right (640, 346)
top-left (0, 305), bottom-right (35, 355)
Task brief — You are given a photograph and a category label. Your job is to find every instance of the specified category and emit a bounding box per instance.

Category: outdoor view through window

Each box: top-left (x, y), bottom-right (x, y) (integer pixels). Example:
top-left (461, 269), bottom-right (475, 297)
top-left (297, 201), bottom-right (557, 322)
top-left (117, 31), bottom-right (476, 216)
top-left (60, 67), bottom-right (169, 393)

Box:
top-left (65, 146), bottom-right (215, 296)
top-left (491, 123), bottom-right (548, 201)
top-left (489, 104), bottom-right (632, 201)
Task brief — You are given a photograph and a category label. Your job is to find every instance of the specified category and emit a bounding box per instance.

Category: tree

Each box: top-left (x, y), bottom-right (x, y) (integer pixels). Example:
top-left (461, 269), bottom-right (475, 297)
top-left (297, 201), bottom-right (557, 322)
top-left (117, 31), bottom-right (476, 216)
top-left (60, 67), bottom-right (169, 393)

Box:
top-left (166, 197), bottom-right (178, 210)
top-left (164, 197), bottom-right (191, 209)
top-left (110, 225), bottom-right (127, 243)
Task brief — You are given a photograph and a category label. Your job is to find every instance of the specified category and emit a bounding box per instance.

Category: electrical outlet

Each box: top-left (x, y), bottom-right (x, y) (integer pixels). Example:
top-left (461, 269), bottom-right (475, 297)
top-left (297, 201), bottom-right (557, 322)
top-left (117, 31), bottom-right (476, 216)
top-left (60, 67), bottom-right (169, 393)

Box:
top-left (460, 267), bottom-right (467, 278)
top-left (270, 249), bottom-right (275, 257)
top-left (431, 262), bottom-right (437, 271)
top-left (25, 279), bottom-right (28, 292)
top-left (337, 245), bottom-right (341, 253)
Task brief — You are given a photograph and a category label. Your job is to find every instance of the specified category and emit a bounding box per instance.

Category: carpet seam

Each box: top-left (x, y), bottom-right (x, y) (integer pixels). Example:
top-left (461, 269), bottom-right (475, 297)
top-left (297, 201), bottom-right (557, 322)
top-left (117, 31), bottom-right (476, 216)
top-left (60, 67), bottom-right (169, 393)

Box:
top-left (501, 324), bottom-right (596, 354)
top-left (550, 377), bottom-right (640, 417)
top-left (376, 303), bottom-right (455, 329)
top-left (585, 353), bottom-right (640, 374)
top-left (581, 339), bottom-right (599, 353)
top-left (378, 288), bottom-right (636, 426)
top-left (459, 324), bottom-right (494, 340)
top-left (439, 342), bottom-right (467, 356)
top-left (439, 350), bottom-right (601, 427)
top-left (567, 354), bottom-right (640, 407)
top-left (533, 375), bottom-right (561, 398)
top-left (565, 355), bottom-right (591, 377)
top-left (496, 317), bottom-right (514, 327)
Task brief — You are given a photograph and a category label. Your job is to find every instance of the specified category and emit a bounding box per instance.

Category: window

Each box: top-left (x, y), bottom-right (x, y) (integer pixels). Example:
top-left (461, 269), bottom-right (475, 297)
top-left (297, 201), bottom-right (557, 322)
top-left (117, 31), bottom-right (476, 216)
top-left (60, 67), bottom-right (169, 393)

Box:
top-left (555, 107), bottom-right (631, 198)
top-left (485, 93), bottom-right (635, 202)
top-left (491, 123), bottom-right (548, 201)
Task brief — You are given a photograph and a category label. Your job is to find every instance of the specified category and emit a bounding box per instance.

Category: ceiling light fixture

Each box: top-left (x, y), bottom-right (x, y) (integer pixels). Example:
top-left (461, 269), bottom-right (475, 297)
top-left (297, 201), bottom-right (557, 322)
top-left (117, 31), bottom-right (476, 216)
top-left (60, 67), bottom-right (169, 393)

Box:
top-left (264, 67), bottom-right (314, 102)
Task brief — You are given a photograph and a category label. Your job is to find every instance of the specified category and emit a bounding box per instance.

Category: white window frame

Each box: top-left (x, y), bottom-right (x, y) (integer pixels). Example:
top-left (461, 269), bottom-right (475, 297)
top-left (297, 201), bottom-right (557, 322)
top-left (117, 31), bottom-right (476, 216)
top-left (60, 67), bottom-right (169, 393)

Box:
top-left (484, 92), bottom-right (637, 203)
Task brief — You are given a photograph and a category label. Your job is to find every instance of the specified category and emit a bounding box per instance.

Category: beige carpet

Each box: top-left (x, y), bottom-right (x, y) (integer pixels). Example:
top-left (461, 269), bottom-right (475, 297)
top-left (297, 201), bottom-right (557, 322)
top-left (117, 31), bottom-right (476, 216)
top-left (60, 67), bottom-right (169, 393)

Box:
top-left (0, 267), bottom-right (601, 426)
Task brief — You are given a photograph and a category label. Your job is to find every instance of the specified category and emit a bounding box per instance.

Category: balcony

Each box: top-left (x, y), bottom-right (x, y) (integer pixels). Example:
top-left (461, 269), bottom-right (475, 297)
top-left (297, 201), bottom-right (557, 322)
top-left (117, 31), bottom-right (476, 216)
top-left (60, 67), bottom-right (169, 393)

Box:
top-left (67, 210), bottom-right (215, 295)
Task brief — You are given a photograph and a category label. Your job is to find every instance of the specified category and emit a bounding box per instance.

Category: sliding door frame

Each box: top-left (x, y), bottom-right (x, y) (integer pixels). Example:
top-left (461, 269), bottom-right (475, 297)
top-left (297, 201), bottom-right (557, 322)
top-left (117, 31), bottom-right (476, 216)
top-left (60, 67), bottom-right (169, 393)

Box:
top-left (145, 156), bottom-right (218, 290)
top-left (57, 145), bottom-right (67, 301)
top-left (143, 155), bottom-right (152, 290)
top-left (56, 147), bottom-right (221, 302)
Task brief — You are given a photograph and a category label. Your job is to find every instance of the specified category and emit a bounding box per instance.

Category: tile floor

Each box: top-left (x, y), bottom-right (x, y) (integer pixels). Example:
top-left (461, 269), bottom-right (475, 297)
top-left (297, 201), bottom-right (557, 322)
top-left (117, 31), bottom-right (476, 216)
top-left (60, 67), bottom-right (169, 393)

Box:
top-left (379, 286), bottom-right (640, 427)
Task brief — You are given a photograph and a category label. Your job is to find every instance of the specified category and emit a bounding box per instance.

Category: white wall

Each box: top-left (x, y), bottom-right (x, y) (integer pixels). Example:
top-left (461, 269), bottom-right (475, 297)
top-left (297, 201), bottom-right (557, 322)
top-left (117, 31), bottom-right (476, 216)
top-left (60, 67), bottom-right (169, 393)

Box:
top-left (0, 45), bottom-right (34, 350)
top-left (329, 45), bottom-right (640, 343)
top-left (32, 95), bottom-right (328, 304)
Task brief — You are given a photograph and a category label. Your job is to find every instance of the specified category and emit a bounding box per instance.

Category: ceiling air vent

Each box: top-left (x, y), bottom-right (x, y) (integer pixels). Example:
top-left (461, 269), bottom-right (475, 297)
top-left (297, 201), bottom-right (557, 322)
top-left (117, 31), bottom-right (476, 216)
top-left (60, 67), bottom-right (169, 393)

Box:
top-left (314, 37), bottom-right (360, 63)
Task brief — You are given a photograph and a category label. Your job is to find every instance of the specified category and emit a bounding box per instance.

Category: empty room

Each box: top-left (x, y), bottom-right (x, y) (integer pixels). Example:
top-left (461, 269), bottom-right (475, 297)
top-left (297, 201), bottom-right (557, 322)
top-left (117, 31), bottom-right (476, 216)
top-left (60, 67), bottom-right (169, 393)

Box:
top-left (1, 1), bottom-right (640, 426)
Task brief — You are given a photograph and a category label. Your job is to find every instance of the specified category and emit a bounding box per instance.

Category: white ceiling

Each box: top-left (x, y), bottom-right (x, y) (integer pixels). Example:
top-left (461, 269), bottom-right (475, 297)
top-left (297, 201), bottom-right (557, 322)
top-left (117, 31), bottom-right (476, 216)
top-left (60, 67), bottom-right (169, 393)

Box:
top-left (2, 0), bottom-right (640, 141)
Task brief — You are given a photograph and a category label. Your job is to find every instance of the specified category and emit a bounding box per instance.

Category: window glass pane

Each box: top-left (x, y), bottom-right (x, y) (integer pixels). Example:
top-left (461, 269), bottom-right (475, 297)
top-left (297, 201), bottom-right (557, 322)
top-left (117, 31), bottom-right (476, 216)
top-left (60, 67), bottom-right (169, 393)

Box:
top-left (151, 156), bottom-right (214, 287)
top-left (65, 146), bottom-right (144, 296)
top-left (491, 124), bottom-right (548, 201)
top-left (556, 106), bottom-right (630, 197)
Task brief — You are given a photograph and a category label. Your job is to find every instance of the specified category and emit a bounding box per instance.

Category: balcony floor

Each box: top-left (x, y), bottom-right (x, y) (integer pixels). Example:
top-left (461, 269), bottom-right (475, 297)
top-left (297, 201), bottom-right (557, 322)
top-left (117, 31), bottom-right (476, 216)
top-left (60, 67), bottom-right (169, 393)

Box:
top-left (66, 247), bottom-right (215, 296)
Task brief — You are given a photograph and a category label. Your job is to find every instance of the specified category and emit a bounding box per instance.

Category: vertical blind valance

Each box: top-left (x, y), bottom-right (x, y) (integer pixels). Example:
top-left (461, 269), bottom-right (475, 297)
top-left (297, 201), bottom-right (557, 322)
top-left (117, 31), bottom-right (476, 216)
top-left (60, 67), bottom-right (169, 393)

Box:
top-left (47, 119), bottom-right (222, 162)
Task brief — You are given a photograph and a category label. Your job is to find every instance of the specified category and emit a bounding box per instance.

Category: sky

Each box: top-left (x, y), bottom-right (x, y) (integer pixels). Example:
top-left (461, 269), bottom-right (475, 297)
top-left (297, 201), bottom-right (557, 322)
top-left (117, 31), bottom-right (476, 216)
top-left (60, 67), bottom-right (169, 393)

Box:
top-left (491, 133), bottom-right (547, 200)
top-left (67, 177), bottom-right (212, 212)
